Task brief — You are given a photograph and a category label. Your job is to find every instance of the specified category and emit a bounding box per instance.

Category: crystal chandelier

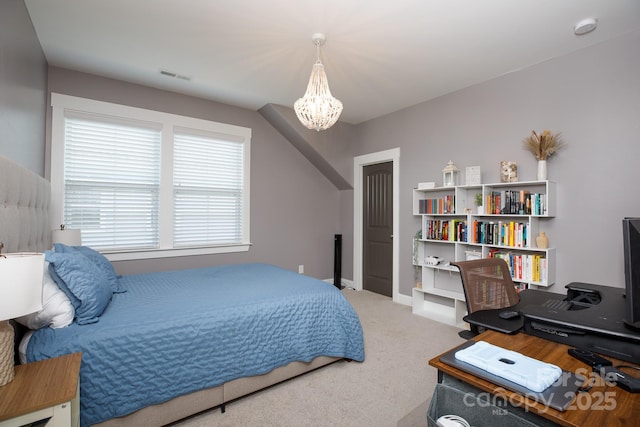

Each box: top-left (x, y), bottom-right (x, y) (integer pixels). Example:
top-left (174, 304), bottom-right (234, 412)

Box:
top-left (294, 33), bottom-right (343, 131)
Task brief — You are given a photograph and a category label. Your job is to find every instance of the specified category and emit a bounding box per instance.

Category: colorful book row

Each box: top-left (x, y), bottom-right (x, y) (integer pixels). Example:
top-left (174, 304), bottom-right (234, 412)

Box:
top-left (486, 190), bottom-right (547, 215)
top-left (418, 195), bottom-right (455, 214)
top-left (489, 250), bottom-right (548, 284)
top-left (424, 219), bottom-right (467, 242)
top-left (471, 220), bottom-right (530, 247)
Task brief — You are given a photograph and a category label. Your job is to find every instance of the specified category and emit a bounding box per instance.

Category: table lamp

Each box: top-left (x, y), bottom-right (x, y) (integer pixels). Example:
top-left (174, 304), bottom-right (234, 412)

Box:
top-left (51, 224), bottom-right (82, 246)
top-left (0, 251), bottom-right (44, 386)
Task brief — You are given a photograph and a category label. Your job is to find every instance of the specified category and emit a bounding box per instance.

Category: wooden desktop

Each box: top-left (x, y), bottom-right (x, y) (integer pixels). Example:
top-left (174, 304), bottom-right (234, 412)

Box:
top-left (429, 330), bottom-right (640, 427)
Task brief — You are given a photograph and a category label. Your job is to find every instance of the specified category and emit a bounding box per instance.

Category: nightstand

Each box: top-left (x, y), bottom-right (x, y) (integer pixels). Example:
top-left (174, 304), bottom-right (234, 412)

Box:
top-left (0, 352), bottom-right (81, 427)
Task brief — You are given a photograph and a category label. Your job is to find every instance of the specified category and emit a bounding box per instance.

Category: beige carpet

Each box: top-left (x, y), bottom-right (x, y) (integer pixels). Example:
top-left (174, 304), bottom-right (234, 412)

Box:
top-left (171, 289), bottom-right (465, 427)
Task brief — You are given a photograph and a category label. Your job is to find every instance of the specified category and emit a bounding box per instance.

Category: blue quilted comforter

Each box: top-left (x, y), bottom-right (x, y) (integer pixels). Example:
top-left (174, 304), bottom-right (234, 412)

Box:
top-left (26, 263), bottom-right (365, 426)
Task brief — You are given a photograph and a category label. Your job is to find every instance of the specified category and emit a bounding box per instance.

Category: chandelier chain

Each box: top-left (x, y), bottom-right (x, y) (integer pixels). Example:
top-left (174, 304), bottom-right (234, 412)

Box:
top-left (315, 41), bottom-right (321, 64)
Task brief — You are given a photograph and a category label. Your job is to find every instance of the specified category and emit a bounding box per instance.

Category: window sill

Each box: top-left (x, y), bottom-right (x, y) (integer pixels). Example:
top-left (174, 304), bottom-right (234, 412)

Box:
top-left (103, 244), bottom-right (251, 261)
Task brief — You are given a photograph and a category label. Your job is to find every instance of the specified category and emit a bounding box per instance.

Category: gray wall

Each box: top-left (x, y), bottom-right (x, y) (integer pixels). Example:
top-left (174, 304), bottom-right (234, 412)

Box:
top-left (46, 67), bottom-right (343, 279)
top-left (5, 0), bottom-right (640, 297)
top-left (352, 30), bottom-right (640, 296)
top-left (1, 0), bottom-right (345, 281)
top-left (0, 0), bottom-right (47, 174)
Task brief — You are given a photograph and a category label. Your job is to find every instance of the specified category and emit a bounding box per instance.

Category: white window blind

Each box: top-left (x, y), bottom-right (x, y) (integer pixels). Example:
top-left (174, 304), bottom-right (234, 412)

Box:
top-left (63, 115), bottom-right (161, 250)
top-left (173, 132), bottom-right (244, 246)
top-left (51, 93), bottom-right (251, 260)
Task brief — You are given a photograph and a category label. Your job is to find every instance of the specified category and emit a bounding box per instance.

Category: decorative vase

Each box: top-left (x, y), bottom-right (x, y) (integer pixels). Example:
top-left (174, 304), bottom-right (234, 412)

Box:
top-left (536, 232), bottom-right (549, 249)
top-left (537, 160), bottom-right (547, 181)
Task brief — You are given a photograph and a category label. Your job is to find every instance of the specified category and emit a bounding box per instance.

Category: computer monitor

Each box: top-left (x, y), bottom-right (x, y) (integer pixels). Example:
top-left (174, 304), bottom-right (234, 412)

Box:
top-left (622, 217), bottom-right (640, 330)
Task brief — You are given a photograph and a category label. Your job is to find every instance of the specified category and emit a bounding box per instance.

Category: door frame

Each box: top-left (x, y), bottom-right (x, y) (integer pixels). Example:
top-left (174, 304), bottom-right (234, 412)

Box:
top-left (353, 148), bottom-right (400, 302)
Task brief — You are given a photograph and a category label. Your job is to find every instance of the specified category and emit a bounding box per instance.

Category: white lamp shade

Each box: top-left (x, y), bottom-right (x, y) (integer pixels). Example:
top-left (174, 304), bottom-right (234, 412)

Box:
top-left (0, 253), bottom-right (44, 321)
top-left (52, 228), bottom-right (81, 246)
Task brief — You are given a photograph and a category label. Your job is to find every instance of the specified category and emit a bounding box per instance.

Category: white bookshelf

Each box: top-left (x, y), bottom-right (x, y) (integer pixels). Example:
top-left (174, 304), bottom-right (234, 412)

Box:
top-left (412, 180), bottom-right (556, 326)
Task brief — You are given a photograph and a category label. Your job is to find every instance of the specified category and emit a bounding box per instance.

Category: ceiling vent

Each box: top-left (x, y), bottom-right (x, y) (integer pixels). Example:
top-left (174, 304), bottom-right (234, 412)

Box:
top-left (159, 69), bottom-right (191, 81)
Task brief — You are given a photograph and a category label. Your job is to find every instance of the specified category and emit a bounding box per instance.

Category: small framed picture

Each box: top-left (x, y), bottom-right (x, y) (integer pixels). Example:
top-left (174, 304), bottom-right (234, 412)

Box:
top-left (465, 166), bottom-right (481, 185)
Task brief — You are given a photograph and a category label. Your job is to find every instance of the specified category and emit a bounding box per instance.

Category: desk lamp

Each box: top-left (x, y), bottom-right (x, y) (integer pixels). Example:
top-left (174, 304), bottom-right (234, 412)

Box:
top-left (0, 249), bottom-right (44, 386)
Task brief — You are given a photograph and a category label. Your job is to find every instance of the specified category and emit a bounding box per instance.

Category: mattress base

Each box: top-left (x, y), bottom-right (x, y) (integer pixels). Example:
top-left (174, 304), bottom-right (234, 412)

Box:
top-left (93, 356), bottom-right (341, 427)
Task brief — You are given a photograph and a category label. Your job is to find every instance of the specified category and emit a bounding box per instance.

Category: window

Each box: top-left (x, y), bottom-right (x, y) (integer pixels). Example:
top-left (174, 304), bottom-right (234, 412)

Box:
top-left (63, 114), bottom-right (162, 250)
top-left (173, 130), bottom-right (245, 247)
top-left (50, 93), bottom-right (251, 260)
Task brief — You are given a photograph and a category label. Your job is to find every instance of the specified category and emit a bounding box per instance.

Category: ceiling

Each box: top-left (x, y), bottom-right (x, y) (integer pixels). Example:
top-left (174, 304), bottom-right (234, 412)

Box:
top-left (24, 0), bottom-right (640, 125)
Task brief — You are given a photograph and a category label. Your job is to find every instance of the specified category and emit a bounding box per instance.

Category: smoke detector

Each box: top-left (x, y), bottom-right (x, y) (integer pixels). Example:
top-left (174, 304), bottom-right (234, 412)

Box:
top-left (574, 18), bottom-right (598, 36)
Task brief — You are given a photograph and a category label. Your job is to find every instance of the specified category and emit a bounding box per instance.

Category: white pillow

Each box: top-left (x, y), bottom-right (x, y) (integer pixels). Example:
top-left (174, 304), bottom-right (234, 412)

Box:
top-left (15, 261), bottom-right (75, 329)
top-left (19, 330), bottom-right (34, 364)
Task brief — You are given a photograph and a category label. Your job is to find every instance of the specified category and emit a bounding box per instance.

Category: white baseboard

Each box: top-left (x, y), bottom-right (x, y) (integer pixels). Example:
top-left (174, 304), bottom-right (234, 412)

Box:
top-left (395, 293), bottom-right (412, 306)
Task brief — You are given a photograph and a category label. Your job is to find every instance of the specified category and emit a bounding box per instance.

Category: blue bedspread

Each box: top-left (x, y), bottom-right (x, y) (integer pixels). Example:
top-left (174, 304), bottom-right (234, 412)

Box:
top-left (27, 263), bottom-right (365, 426)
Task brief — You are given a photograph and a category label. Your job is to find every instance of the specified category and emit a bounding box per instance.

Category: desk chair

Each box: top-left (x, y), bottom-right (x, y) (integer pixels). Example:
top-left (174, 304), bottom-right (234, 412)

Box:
top-left (451, 258), bottom-right (520, 339)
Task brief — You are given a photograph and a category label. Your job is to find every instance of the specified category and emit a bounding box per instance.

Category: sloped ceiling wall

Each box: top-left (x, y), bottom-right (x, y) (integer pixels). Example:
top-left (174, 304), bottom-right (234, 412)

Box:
top-left (259, 104), bottom-right (354, 191)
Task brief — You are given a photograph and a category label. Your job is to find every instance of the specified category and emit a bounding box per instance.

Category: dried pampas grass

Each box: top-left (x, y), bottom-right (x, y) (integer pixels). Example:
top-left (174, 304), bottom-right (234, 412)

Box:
top-left (523, 130), bottom-right (565, 160)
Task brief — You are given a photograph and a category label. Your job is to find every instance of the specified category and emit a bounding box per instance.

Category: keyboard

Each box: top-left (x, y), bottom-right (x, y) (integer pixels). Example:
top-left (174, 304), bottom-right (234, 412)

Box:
top-left (454, 340), bottom-right (562, 392)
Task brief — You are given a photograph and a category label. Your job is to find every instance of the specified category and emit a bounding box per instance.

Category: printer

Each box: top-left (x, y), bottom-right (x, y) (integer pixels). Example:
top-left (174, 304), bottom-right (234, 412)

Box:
top-left (519, 282), bottom-right (640, 364)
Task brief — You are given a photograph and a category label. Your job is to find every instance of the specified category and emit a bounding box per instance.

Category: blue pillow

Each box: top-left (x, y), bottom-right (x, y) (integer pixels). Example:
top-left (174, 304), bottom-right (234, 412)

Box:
top-left (54, 243), bottom-right (126, 293)
top-left (45, 250), bottom-right (113, 325)
top-left (47, 262), bottom-right (81, 311)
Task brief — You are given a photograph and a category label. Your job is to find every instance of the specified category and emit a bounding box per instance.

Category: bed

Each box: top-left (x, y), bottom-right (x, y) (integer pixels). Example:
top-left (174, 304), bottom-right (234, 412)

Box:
top-left (0, 155), bottom-right (365, 427)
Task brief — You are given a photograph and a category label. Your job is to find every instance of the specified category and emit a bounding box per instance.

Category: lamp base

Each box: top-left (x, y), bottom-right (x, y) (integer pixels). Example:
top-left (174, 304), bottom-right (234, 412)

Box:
top-left (0, 320), bottom-right (15, 386)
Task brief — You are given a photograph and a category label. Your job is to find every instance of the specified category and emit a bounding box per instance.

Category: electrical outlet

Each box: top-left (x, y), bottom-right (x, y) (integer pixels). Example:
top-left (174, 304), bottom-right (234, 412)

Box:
top-left (298, 265), bottom-right (304, 274)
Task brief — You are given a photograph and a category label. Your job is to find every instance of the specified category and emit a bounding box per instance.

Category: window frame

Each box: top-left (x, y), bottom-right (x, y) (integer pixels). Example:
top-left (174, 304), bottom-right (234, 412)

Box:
top-left (50, 93), bottom-right (251, 261)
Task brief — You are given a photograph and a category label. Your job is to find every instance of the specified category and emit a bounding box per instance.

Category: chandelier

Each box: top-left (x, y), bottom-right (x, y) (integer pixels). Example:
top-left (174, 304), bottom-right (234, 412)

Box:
top-left (294, 33), bottom-right (343, 131)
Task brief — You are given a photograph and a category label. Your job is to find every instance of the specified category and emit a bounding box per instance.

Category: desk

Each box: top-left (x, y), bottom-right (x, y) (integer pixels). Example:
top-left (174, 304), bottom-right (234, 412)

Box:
top-left (429, 331), bottom-right (640, 427)
top-left (0, 352), bottom-right (81, 427)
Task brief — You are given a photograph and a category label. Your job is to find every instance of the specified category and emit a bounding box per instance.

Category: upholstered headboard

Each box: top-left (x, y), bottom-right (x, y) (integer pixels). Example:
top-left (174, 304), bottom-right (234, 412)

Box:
top-left (0, 155), bottom-right (51, 253)
top-left (0, 156), bottom-right (51, 363)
